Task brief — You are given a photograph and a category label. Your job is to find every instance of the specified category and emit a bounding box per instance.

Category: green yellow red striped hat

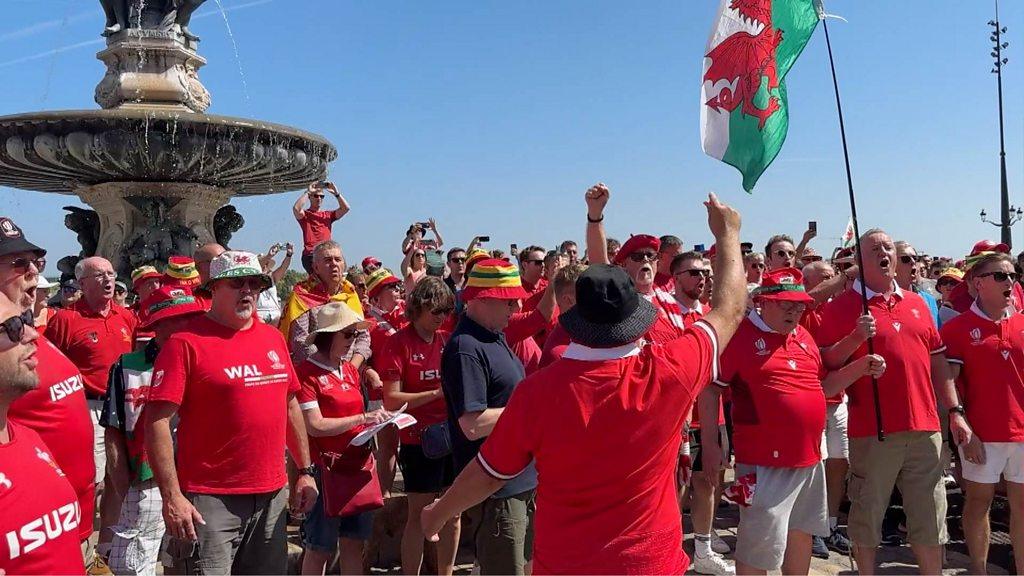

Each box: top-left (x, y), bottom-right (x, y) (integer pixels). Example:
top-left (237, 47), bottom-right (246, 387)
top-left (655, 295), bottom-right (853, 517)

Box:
top-left (365, 267), bottom-right (401, 299)
top-left (464, 249), bottom-right (490, 272)
top-left (130, 265), bottom-right (162, 289)
top-left (163, 256), bottom-right (201, 287)
top-left (461, 258), bottom-right (529, 302)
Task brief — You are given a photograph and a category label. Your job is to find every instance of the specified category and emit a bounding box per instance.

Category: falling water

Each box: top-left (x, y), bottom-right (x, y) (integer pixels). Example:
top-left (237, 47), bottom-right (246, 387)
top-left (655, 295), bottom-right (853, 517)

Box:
top-left (213, 0), bottom-right (250, 103)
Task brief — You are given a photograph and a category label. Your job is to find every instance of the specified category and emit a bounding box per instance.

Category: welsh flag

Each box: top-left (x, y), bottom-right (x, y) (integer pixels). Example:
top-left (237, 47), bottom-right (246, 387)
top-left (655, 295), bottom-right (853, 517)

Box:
top-left (700, 0), bottom-right (820, 192)
top-left (841, 216), bottom-right (855, 248)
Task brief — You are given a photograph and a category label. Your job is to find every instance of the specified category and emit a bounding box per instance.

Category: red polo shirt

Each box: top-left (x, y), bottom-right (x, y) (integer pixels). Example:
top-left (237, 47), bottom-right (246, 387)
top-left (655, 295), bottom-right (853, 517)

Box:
top-left (149, 316), bottom-right (300, 494)
top-left (296, 360), bottom-right (366, 460)
top-left (46, 300), bottom-right (138, 397)
top-left (377, 327), bottom-right (449, 444)
top-left (644, 289), bottom-right (686, 344)
top-left (299, 209), bottom-right (340, 254)
top-left (715, 312), bottom-right (826, 467)
top-left (0, 423), bottom-right (87, 574)
top-left (677, 301), bottom-right (725, 429)
top-left (539, 323), bottom-right (571, 369)
top-left (815, 281), bottom-right (944, 438)
top-left (7, 338), bottom-right (94, 541)
top-left (478, 321), bottom-right (719, 575)
top-left (941, 303), bottom-right (1024, 442)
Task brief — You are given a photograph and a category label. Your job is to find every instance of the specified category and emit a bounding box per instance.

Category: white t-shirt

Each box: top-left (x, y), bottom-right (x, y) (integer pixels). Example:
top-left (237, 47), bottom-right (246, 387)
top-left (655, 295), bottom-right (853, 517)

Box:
top-left (256, 288), bottom-right (282, 326)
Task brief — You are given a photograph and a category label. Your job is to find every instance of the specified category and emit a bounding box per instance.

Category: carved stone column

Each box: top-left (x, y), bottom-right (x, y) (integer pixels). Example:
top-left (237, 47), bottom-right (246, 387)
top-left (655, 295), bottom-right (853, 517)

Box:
top-left (95, 29), bottom-right (211, 113)
top-left (76, 182), bottom-right (232, 276)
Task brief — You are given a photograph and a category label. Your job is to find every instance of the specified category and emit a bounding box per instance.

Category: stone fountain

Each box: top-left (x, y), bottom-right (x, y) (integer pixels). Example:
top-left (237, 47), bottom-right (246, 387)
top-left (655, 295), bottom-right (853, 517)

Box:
top-left (0, 0), bottom-right (337, 278)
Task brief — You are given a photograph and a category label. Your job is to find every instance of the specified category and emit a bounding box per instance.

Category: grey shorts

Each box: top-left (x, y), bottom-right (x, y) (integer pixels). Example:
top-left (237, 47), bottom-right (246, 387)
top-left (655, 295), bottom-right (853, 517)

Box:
top-left (476, 490), bottom-right (535, 575)
top-left (734, 462), bottom-right (828, 571)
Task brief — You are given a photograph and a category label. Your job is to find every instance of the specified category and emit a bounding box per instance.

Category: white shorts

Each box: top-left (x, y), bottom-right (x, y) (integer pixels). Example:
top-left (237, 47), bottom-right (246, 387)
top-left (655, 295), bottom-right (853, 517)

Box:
top-left (820, 402), bottom-right (849, 460)
top-left (959, 442), bottom-right (1024, 484)
top-left (87, 398), bottom-right (106, 484)
top-left (108, 480), bottom-right (165, 576)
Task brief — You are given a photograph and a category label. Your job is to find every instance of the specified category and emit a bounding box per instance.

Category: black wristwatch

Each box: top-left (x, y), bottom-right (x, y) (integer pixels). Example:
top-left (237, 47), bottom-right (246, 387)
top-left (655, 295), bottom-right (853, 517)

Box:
top-left (948, 405), bottom-right (966, 417)
top-left (298, 465), bottom-right (316, 477)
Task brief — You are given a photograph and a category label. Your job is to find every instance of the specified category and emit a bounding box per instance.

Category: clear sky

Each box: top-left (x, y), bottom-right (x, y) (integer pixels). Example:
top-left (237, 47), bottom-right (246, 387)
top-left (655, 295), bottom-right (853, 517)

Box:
top-left (1, 0), bottom-right (1021, 274)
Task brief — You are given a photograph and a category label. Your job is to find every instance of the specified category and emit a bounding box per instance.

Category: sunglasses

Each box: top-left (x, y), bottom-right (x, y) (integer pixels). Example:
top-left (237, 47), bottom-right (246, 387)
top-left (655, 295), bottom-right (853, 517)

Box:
top-left (224, 277), bottom-right (266, 290)
top-left (775, 250), bottom-right (795, 259)
top-left (0, 256), bottom-right (46, 274)
top-left (0, 309), bottom-right (35, 343)
top-left (675, 269), bottom-right (710, 278)
top-left (431, 307), bottom-right (454, 316)
top-left (62, 286), bottom-right (80, 294)
top-left (899, 255), bottom-right (919, 264)
top-left (310, 194), bottom-right (325, 199)
top-left (339, 329), bottom-right (359, 340)
top-left (628, 251), bottom-right (658, 263)
top-left (115, 288), bottom-right (127, 295)
top-left (976, 271), bottom-right (1019, 283)
top-left (524, 259), bottom-right (544, 266)
top-left (449, 257), bottom-right (466, 264)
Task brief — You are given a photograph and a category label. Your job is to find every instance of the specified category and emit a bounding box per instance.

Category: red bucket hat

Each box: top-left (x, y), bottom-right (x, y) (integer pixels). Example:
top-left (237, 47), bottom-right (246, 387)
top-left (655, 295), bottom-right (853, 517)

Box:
top-left (361, 256), bottom-right (382, 273)
top-left (753, 267), bottom-right (814, 304)
top-left (461, 258), bottom-right (529, 302)
top-left (613, 234), bottom-right (660, 265)
top-left (163, 256), bottom-right (201, 288)
top-left (139, 286), bottom-right (205, 329)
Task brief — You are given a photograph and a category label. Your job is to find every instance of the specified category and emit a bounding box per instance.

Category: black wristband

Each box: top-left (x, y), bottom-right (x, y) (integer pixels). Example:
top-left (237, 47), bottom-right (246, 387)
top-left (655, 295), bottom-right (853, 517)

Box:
top-left (587, 214), bottom-right (604, 223)
top-left (298, 465), bottom-right (316, 477)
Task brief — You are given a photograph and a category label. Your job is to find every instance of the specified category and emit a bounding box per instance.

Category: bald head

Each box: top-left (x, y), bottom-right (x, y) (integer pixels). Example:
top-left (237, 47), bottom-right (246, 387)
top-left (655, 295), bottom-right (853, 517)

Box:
top-left (194, 243), bottom-right (226, 283)
top-left (801, 260), bottom-right (835, 290)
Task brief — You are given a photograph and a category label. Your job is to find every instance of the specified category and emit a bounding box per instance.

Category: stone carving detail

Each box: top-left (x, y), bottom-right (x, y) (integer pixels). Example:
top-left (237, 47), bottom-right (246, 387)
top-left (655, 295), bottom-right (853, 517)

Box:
top-left (123, 197), bottom-right (198, 270)
top-left (213, 205), bottom-right (244, 248)
top-left (100, 1), bottom-right (207, 41)
top-left (63, 206), bottom-right (101, 258)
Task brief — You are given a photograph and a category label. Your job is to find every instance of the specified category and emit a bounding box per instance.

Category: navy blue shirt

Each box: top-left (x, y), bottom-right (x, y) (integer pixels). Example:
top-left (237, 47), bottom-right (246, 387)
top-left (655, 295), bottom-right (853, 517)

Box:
top-left (441, 314), bottom-right (537, 498)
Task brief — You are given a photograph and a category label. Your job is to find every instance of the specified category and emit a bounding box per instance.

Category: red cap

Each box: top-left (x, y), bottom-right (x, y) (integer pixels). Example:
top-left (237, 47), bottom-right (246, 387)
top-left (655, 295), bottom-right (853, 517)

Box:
top-left (139, 286), bottom-right (205, 329)
top-left (613, 234), bottom-right (660, 265)
top-left (361, 256), bottom-right (382, 272)
top-left (753, 267), bottom-right (814, 303)
top-left (970, 240), bottom-right (1010, 257)
top-left (705, 244), bottom-right (717, 260)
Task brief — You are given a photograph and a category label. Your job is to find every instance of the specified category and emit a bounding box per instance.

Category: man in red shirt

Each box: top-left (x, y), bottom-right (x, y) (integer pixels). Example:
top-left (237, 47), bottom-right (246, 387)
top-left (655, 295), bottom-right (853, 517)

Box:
top-left (145, 251), bottom-right (318, 573)
top-left (293, 181), bottom-right (351, 274)
top-left (46, 255), bottom-right (138, 558)
top-left (0, 219), bottom-right (95, 553)
top-left (948, 239), bottom-right (1024, 313)
top-left (539, 264), bottom-right (585, 368)
top-left (701, 268), bottom-right (883, 575)
top-left (815, 229), bottom-right (973, 575)
top-left (0, 296), bottom-right (88, 574)
top-left (583, 185), bottom-right (686, 345)
top-left (422, 186), bottom-right (748, 574)
top-left (940, 252), bottom-right (1024, 573)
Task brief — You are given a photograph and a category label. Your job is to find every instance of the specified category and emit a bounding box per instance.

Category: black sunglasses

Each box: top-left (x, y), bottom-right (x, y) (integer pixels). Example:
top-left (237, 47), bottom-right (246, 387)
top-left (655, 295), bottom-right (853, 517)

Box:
top-left (0, 309), bottom-right (35, 343)
top-left (899, 255), bottom-right (919, 264)
top-left (310, 194), bottom-right (325, 199)
top-left (976, 271), bottom-right (1019, 283)
top-left (675, 269), bottom-right (710, 278)
top-left (449, 257), bottom-right (466, 264)
top-left (628, 251), bottom-right (658, 263)
top-left (524, 259), bottom-right (544, 266)
top-left (0, 256), bottom-right (46, 274)
top-left (775, 250), bottom-right (795, 259)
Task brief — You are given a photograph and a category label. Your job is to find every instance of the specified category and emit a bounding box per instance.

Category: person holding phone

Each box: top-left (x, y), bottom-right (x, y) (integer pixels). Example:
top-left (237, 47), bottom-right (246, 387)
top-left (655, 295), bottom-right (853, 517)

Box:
top-left (293, 181), bottom-right (351, 274)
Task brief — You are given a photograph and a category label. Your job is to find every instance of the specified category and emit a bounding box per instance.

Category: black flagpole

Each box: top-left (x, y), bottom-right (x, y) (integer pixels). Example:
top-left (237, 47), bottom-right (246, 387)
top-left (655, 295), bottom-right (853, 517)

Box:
top-left (821, 16), bottom-right (885, 441)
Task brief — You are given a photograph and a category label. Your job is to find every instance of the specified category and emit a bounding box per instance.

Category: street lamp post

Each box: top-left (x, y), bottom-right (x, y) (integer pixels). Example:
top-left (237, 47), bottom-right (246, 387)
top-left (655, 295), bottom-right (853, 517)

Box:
top-left (989, 0), bottom-right (1012, 247)
top-left (980, 207), bottom-right (1023, 247)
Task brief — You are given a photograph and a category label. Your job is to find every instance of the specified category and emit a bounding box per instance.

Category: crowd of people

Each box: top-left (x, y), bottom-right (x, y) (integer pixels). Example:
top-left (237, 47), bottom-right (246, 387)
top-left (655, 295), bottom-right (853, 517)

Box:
top-left (0, 180), bottom-right (1021, 576)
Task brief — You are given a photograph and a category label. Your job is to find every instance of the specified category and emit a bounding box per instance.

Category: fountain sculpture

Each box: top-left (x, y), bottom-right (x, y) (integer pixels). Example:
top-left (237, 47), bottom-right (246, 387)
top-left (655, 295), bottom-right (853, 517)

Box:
top-left (0, 1), bottom-right (337, 278)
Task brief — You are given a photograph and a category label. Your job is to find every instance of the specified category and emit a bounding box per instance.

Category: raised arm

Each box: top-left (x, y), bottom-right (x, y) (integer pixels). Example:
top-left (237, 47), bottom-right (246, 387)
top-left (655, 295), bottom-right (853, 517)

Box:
top-left (401, 235), bottom-right (419, 279)
top-left (324, 182), bottom-right (351, 220)
top-left (584, 183), bottom-right (610, 265)
top-left (270, 243), bottom-right (294, 283)
top-left (428, 218), bottom-right (444, 249)
top-left (701, 193), bottom-right (746, 350)
top-left (293, 184), bottom-right (314, 220)
top-left (794, 226), bottom-right (816, 260)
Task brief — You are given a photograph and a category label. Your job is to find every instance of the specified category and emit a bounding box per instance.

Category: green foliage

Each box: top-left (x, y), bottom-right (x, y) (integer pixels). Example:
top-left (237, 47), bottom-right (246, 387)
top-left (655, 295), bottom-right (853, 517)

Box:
top-left (277, 269), bottom-right (308, 302)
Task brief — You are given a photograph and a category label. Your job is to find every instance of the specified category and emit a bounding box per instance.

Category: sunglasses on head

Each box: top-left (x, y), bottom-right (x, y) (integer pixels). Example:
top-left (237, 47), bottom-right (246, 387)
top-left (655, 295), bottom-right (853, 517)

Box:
top-left (0, 309), bottom-right (35, 343)
top-left (976, 271), bottom-right (1019, 283)
top-left (628, 251), bottom-right (658, 263)
top-left (899, 255), bottom-right (919, 264)
top-left (0, 256), bottom-right (46, 274)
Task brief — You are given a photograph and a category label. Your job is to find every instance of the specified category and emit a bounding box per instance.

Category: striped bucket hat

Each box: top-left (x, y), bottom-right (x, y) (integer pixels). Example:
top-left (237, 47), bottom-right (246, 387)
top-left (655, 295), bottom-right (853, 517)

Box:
top-left (365, 267), bottom-right (401, 299)
top-left (461, 258), bottom-right (529, 302)
top-left (163, 256), bottom-right (201, 288)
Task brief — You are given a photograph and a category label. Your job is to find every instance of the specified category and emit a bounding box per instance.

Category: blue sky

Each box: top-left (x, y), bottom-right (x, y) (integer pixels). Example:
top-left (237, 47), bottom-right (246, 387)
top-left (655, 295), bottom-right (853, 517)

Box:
top-left (1, 0), bottom-right (1021, 273)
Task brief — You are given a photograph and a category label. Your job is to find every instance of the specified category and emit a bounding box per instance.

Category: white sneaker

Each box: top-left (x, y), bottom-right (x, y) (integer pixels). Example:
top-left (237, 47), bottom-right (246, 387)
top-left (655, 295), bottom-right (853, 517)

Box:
top-left (692, 552), bottom-right (735, 575)
top-left (711, 531), bottom-right (732, 554)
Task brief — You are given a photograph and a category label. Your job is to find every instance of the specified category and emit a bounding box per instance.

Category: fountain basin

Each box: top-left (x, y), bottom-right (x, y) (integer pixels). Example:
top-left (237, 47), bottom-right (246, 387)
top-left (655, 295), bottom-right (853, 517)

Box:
top-left (0, 109), bottom-right (337, 195)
